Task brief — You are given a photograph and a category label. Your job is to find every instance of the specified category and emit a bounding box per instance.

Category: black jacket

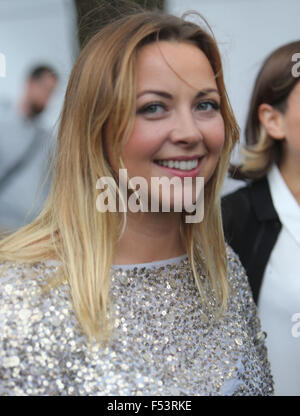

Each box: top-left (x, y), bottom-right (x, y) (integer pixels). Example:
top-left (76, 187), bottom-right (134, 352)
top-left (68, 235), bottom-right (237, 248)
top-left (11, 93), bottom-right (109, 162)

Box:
top-left (221, 177), bottom-right (282, 303)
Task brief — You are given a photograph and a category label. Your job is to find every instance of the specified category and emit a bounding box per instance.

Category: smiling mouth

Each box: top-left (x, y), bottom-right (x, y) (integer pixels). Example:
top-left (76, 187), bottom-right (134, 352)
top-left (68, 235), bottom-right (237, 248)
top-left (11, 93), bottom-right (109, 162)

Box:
top-left (154, 158), bottom-right (200, 172)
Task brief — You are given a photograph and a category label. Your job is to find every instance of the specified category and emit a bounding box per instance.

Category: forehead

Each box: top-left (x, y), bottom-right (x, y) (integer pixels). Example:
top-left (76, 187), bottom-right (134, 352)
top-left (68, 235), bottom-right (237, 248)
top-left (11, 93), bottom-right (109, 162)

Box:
top-left (31, 73), bottom-right (56, 87)
top-left (135, 41), bottom-right (217, 92)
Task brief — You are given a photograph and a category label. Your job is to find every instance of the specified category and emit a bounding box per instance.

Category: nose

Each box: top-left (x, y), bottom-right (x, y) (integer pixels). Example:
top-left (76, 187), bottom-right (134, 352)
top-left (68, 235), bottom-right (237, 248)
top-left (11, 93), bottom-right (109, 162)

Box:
top-left (169, 109), bottom-right (203, 146)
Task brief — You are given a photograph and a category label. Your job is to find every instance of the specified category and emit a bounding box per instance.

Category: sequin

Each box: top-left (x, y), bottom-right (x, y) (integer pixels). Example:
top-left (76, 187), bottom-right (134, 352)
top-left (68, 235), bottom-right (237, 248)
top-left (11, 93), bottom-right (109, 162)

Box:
top-left (0, 246), bottom-right (273, 395)
top-left (3, 356), bottom-right (20, 368)
top-left (235, 337), bottom-right (243, 346)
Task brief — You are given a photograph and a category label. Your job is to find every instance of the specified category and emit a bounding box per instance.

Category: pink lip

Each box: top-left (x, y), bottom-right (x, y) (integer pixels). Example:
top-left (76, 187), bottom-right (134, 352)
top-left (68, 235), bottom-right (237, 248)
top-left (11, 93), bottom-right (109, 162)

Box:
top-left (154, 157), bottom-right (204, 178)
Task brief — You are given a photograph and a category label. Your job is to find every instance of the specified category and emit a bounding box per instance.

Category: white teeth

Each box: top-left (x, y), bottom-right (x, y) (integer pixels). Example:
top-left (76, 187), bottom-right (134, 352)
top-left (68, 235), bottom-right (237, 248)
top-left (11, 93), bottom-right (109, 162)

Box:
top-left (156, 159), bottom-right (199, 171)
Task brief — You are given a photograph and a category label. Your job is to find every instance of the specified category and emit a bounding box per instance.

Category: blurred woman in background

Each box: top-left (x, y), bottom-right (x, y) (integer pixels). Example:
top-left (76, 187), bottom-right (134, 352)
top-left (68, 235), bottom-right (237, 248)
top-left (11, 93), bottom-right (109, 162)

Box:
top-left (222, 41), bottom-right (300, 395)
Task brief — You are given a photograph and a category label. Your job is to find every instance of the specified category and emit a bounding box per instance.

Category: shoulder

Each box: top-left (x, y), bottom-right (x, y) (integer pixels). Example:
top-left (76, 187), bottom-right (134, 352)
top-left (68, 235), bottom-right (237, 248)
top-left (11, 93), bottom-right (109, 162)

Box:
top-left (222, 184), bottom-right (253, 227)
top-left (0, 260), bottom-right (72, 395)
top-left (225, 243), bottom-right (245, 275)
top-left (225, 244), bottom-right (252, 298)
top-left (222, 184), bottom-right (252, 212)
top-left (225, 245), bottom-right (258, 336)
top-left (0, 259), bottom-right (61, 291)
top-left (222, 177), bottom-right (270, 206)
top-left (0, 260), bottom-right (64, 335)
top-left (225, 243), bottom-right (274, 394)
top-left (222, 182), bottom-right (260, 240)
top-left (222, 177), bottom-right (273, 229)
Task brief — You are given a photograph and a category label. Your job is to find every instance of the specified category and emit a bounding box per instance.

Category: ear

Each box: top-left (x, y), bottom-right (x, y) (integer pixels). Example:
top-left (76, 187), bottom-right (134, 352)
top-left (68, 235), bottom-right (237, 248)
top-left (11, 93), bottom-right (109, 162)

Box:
top-left (258, 103), bottom-right (285, 140)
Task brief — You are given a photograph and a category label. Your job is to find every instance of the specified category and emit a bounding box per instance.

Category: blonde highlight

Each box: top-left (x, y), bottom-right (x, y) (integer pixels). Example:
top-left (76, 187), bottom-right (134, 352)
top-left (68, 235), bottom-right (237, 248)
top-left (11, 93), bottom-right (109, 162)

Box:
top-left (0, 11), bottom-right (239, 341)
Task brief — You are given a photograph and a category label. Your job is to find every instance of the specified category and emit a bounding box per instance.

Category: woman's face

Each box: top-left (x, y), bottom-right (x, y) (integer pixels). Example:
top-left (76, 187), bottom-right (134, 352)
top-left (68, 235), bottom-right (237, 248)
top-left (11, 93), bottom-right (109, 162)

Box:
top-left (118, 41), bottom-right (225, 210)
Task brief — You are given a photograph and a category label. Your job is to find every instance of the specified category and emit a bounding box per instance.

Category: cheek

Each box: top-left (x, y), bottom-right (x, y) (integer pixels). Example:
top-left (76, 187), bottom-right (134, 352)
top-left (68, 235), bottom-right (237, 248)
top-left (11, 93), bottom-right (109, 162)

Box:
top-left (122, 122), bottom-right (165, 165)
top-left (284, 110), bottom-right (300, 151)
top-left (290, 112), bottom-right (300, 138)
top-left (204, 117), bottom-right (225, 154)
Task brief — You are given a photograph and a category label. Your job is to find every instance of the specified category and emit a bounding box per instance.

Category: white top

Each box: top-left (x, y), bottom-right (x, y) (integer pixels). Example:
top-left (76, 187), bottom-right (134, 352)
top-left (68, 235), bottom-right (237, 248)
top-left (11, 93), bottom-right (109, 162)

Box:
top-left (258, 164), bottom-right (300, 396)
top-left (111, 253), bottom-right (188, 270)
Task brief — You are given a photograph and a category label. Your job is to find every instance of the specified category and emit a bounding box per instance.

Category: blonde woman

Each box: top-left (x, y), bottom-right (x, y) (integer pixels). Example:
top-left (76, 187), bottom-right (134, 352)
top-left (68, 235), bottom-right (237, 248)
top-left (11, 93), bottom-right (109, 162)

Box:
top-left (0, 10), bottom-right (273, 396)
top-left (222, 41), bottom-right (300, 395)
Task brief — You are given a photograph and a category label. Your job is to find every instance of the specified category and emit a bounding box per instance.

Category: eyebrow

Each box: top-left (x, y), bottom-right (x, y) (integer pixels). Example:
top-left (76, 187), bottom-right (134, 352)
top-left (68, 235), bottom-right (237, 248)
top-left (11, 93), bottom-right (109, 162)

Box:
top-left (137, 88), bottom-right (220, 99)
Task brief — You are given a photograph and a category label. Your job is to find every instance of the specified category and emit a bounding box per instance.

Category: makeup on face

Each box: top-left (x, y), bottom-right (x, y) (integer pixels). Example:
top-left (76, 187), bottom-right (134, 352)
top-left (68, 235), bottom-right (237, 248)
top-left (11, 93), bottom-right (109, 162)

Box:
top-left (115, 41), bottom-right (225, 209)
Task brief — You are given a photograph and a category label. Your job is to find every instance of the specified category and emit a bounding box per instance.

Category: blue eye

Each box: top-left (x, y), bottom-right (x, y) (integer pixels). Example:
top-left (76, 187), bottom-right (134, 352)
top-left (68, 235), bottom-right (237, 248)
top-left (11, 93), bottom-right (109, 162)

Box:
top-left (138, 103), bottom-right (165, 115)
top-left (196, 101), bottom-right (220, 112)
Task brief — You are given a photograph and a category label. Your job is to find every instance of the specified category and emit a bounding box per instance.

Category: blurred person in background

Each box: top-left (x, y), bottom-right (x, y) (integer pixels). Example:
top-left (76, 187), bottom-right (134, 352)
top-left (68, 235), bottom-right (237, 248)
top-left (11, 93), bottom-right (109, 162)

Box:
top-left (222, 41), bottom-right (300, 395)
top-left (0, 65), bottom-right (58, 232)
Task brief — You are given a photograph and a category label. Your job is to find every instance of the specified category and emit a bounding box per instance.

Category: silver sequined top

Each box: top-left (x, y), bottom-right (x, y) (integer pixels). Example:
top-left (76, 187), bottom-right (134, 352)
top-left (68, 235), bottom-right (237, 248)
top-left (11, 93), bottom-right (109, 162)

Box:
top-left (0, 246), bottom-right (273, 396)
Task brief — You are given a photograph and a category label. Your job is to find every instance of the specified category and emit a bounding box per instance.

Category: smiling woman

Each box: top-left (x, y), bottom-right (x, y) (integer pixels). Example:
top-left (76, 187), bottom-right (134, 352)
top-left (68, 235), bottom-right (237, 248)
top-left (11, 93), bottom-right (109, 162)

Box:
top-left (123, 41), bottom-right (224, 185)
top-left (0, 8), bottom-right (273, 396)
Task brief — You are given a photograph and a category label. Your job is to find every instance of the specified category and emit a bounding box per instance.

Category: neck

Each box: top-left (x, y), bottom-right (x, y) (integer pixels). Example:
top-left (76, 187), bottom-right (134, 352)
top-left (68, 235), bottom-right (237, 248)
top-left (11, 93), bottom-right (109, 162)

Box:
top-left (279, 156), bottom-right (300, 204)
top-left (113, 211), bottom-right (186, 265)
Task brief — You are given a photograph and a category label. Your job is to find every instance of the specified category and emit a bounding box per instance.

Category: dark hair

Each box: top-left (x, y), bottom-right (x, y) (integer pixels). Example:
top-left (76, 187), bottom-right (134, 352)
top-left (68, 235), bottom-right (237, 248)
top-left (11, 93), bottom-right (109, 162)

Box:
top-left (231, 40), bottom-right (300, 180)
top-left (28, 65), bottom-right (58, 81)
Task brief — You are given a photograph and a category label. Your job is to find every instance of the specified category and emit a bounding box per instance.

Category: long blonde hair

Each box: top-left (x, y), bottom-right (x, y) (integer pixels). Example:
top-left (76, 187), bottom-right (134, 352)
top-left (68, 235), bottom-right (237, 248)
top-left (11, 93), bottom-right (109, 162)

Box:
top-left (0, 11), bottom-right (239, 342)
